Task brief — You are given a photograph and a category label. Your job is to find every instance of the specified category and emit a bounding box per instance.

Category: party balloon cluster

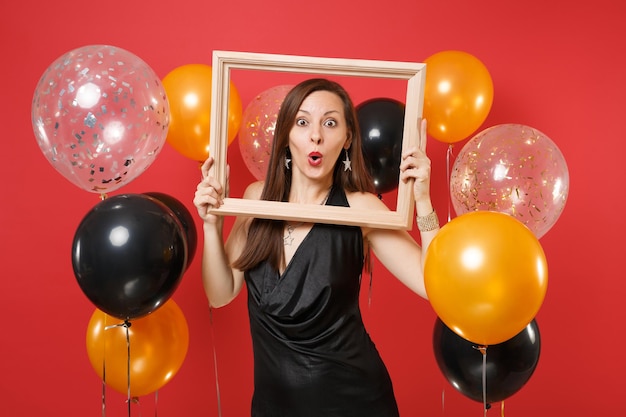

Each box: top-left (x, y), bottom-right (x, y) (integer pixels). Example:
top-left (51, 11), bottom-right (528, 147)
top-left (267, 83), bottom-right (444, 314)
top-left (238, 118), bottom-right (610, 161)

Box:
top-left (73, 192), bottom-right (197, 397)
top-left (31, 45), bottom-right (197, 399)
top-left (417, 51), bottom-right (568, 407)
top-left (424, 211), bottom-right (548, 407)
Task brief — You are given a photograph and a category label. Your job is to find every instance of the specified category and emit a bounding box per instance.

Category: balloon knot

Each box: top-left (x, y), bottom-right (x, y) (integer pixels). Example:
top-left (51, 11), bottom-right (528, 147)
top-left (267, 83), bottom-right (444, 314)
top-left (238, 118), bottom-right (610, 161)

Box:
top-left (473, 345), bottom-right (488, 355)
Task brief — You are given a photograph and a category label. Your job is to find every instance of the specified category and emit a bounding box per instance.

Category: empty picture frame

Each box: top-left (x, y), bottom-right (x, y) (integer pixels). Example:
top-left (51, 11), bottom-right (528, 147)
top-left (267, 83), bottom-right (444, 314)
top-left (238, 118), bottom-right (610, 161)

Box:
top-left (208, 50), bottom-right (426, 230)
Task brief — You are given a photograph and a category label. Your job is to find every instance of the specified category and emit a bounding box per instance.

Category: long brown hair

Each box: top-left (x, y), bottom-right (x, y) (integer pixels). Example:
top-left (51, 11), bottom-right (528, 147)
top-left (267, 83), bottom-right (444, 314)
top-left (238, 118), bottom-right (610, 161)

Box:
top-left (233, 78), bottom-right (374, 272)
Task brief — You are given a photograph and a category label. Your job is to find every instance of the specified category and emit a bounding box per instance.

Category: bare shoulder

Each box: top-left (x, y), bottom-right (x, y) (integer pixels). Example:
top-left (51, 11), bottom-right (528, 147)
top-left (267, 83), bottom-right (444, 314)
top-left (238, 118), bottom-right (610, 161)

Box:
top-left (242, 180), bottom-right (264, 200)
top-left (345, 190), bottom-right (390, 211)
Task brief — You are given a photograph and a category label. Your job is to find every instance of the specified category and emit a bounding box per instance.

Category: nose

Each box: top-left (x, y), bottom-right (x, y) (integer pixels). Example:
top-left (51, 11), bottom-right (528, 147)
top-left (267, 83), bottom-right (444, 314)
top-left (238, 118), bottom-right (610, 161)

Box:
top-left (310, 126), bottom-right (322, 144)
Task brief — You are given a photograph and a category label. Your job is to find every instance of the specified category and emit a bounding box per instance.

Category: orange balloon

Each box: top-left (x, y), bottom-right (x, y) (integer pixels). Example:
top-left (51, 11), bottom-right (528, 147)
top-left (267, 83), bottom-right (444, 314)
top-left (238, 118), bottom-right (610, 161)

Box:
top-left (424, 211), bottom-right (548, 345)
top-left (162, 64), bottom-right (242, 162)
top-left (85, 299), bottom-right (189, 397)
top-left (423, 50), bottom-right (494, 144)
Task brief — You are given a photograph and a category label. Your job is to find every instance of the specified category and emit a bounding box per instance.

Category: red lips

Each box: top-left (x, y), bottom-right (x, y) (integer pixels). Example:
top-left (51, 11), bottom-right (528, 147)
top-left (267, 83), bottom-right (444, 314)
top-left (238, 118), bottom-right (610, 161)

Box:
top-left (308, 151), bottom-right (322, 167)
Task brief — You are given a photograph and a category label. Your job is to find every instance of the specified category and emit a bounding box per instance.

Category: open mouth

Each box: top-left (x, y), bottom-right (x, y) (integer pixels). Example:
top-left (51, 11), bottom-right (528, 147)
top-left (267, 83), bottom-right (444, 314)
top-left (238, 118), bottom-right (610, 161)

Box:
top-left (308, 152), bottom-right (322, 166)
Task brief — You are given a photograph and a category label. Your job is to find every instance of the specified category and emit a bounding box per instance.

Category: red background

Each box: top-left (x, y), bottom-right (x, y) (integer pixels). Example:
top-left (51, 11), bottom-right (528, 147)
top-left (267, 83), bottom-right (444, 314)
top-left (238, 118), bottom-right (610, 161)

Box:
top-left (1, 0), bottom-right (624, 415)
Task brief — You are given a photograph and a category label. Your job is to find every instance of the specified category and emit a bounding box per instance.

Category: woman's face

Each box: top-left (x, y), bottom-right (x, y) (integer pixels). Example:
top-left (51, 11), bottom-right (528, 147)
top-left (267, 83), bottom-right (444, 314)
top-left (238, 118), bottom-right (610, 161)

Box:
top-left (288, 90), bottom-right (350, 181)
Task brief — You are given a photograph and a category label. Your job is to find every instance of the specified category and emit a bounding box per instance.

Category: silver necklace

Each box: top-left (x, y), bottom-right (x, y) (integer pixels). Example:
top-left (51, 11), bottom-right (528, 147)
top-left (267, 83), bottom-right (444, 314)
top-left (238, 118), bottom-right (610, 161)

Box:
top-left (283, 222), bottom-right (304, 246)
top-left (283, 188), bottom-right (332, 246)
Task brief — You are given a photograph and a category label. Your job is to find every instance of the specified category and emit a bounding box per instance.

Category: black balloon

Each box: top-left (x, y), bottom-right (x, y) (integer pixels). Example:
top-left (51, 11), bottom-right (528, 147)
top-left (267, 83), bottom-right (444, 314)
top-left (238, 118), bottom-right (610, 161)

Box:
top-left (144, 192), bottom-right (197, 270)
top-left (433, 318), bottom-right (541, 403)
top-left (72, 194), bottom-right (187, 320)
top-left (357, 98), bottom-right (405, 195)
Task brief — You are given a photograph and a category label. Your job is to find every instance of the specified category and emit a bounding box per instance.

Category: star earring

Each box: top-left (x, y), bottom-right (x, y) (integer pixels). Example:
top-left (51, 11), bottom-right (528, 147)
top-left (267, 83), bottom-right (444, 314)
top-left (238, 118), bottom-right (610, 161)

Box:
top-left (343, 148), bottom-right (352, 172)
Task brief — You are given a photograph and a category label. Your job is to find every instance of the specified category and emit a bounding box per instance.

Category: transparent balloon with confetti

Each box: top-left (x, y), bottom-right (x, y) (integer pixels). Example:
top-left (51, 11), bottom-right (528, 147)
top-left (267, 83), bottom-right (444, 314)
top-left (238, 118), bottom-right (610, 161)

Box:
top-left (238, 84), bottom-right (293, 180)
top-left (450, 124), bottom-right (569, 238)
top-left (31, 44), bottom-right (169, 195)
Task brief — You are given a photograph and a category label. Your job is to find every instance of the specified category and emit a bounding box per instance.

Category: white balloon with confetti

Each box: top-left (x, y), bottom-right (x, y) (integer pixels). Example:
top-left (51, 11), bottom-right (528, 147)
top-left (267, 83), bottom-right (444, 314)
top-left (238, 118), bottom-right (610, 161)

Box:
top-left (31, 44), bottom-right (169, 195)
top-left (238, 84), bottom-right (293, 181)
top-left (450, 124), bottom-right (569, 238)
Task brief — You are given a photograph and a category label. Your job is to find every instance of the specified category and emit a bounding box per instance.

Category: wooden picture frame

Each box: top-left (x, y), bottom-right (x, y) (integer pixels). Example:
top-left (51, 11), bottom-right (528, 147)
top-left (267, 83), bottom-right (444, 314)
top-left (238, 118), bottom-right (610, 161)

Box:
top-left (208, 50), bottom-right (426, 230)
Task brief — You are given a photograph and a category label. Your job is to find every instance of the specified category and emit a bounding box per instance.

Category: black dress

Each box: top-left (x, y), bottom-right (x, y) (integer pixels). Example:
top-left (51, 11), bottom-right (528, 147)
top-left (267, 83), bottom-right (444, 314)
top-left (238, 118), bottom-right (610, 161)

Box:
top-left (244, 187), bottom-right (400, 417)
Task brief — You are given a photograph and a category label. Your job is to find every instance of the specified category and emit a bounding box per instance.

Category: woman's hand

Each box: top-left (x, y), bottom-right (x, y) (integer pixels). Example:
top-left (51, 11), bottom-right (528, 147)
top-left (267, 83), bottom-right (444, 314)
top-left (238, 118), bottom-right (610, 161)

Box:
top-left (193, 157), bottom-right (226, 224)
top-left (400, 118), bottom-right (432, 203)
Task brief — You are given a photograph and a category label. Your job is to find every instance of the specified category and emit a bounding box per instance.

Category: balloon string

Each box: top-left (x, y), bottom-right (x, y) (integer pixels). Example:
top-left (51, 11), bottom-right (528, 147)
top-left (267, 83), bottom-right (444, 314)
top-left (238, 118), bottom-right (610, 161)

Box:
top-left (446, 144), bottom-right (455, 222)
top-left (124, 320), bottom-right (132, 417)
top-left (102, 365), bottom-right (107, 417)
top-left (103, 319), bottom-right (136, 416)
top-left (102, 315), bottom-right (108, 417)
top-left (474, 345), bottom-right (489, 416)
top-left (483, 348), bottom-right (487, 416)
top-left (209, 307), bottom-right (223, 417)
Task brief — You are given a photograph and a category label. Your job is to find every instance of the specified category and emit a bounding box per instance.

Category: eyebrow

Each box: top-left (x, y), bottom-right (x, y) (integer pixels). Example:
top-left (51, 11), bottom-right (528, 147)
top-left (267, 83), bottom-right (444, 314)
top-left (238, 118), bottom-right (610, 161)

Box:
top-left (297, 109), bottom-right (342, 116)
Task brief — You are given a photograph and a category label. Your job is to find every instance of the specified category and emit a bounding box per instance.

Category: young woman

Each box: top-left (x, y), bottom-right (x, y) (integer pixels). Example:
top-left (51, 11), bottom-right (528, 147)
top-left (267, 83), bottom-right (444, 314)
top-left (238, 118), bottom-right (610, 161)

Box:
top-left (193, 78), bottom-right (439, 417)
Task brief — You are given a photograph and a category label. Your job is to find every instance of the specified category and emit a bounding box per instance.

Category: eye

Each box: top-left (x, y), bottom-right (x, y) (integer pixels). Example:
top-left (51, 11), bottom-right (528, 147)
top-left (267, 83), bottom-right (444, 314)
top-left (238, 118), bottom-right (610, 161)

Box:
top-left (296, 118), bottom-right (308, 127)
top-left (324, 119), bottom-right (337, 127)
